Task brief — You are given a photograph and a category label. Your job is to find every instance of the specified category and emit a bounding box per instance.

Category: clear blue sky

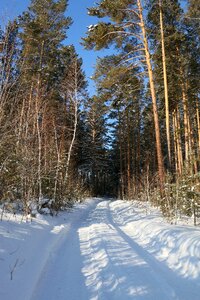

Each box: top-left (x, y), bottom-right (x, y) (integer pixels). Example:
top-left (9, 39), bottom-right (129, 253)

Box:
top-left (0, 0), bottom-right (113, 96)
top-left (0, 0), bottom-right (187, 95)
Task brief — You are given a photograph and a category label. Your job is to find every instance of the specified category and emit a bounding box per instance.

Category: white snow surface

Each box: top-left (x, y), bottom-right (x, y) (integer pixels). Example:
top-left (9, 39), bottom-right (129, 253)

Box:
top-left (0, 198), bottom-right (200, 300)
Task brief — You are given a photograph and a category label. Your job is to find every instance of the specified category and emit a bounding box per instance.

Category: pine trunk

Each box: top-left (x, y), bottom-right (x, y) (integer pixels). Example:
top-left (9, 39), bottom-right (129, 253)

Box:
top-left (64, 61), bottom-right (79, 185)
top-left (196, 99), bottom-right (200, 161)
top-left (35, 40), bottom-right (44, 200)
top-left (182, 83), bottom-right (191, 172)
top-left (118, 110), bottom-right (124, 199)
top-left (137, 0), bottom-right (165, 192)
top-left (126, 110), bottom-right (131, 199)
top-left (172, 110), bottom-right (178, 174)
top-left (159, 0), bottom-right (171, 169)
top-left (173, 107), bottom-right (183, 176)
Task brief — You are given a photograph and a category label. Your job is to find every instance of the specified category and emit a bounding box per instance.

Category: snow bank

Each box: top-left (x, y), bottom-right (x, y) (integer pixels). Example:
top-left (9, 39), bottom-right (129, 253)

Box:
top-left (110, 200), bottom-right (200, 281)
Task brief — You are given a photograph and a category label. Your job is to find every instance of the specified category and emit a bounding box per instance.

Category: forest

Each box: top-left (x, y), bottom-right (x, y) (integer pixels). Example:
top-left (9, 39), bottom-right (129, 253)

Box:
top-left (0, 0), bottom-right (199, 222)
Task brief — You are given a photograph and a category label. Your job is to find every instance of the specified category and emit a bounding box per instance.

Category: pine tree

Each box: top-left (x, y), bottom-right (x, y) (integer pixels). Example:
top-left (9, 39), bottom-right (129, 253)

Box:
top-left (93, 54), bottom-right (142, 198)
top-left (147, 0), bottom-right (184, 174)
top-left (19, 0), bottom-right (72, 85)
top-left (80, 96), bottom-right (108, 196)
top-left (148, 0), bottom-right (199, 176)
top-left (184, 0), bottom-right (200, 168)
top-left (83, 0), bottom-right (165, 192)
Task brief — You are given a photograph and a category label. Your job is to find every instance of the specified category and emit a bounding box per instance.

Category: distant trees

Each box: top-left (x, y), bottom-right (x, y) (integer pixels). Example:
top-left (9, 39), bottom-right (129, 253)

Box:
top-left (80, 96), bottom-right (108, 196)
top-left (92, 54), bottom-right (142, 199)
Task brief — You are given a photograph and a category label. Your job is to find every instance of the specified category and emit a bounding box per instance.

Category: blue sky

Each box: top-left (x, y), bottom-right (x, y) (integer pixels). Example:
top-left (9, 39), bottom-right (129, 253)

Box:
top-left (0, 0), bottom-right (113, 96)
top-left (0, 0), bottom-right (187, 95)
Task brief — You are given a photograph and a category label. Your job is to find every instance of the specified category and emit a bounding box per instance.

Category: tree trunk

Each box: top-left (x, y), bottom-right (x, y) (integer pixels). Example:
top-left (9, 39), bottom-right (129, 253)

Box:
top-left (173, 107), bottom-right (183, 176)
top-left (172, 110), bottom-right (178, 174)
top-left (159, 0), bottom-right (171, 169)
top-left (182, 83), bottom-right (191, 172)
top-left (53, 121), bottom-right (61, 201)
top-left (126, 110), bottom-right (131, 199)
top-left (196, 99), bottom-right (200, 161)
top-left (35, 40), bottom-right (44, 200)
top-left (118, 110), bottom-right (124, 199)
top-left (137, 0), bottom-right (165, 192)
top-left (176, 107), bottom-right (183, 176)
top-left (64, 60), bottom-right (79, 185)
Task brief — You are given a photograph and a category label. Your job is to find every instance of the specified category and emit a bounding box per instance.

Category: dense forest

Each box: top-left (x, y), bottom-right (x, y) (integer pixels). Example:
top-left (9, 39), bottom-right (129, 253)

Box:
top-left (0, 0), bottom-right (199, 221)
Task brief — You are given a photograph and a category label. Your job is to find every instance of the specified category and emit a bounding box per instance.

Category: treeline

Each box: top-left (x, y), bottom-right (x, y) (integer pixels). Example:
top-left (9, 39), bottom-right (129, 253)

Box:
top-left (0, 0), bottom-right (110, 214)
top-left (83, 0), bottom-right (200, 221)
top-left (0, 0), bottom-right (200, 222)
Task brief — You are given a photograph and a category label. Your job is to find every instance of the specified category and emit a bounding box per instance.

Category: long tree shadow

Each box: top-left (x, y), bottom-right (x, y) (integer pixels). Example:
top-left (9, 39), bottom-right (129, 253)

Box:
top-left (79, 201), bottom-right (175, 299)
top-left (28, 199), bottom-right (200, 300)
top-left (110, 200), bottom-right (200, 280)
top-left (106, 205), bottom-right (200, 300)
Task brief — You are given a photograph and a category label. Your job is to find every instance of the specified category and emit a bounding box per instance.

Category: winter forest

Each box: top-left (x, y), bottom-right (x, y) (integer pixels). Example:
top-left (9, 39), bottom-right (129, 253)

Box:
top-left (0, 0), bottom-right (200, 222)
top-left (1, 1), bottom-right (200, 299)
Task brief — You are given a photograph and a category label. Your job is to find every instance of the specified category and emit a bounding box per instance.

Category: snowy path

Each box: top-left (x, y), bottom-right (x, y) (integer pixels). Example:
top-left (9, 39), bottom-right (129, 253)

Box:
top-left (1, 199), bottom-right (200, 300)
top-left (30, 200), bottom-right (199, 300)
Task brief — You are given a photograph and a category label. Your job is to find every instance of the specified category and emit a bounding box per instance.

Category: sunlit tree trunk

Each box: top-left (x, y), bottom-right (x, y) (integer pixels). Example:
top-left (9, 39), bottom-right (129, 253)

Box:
top-left (64, 59), bottom-right (79, 185)
top-left (176, 107), bottom-right (183, 175)
top-left (118, 109), bottom-right (124, 199)
top-left (182, 83), bottom-right (191, 172)
top-left (35, 40), bottom-right (44, 200)
top-left (172, 110), bottom-right (178, 174)
top-left (137, 0), bottom-right (165, 192)
top-left (196, 99), bottom-right (200, 161)
top-left (159, 0), bottom-right (171, 169)
top-left (53, 121), bottom-right (61, 202)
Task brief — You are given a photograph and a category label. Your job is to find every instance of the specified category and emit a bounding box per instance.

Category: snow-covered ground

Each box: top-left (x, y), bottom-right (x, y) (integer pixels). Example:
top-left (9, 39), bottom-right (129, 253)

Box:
top-left (0, 198), bottom-right (200, 300)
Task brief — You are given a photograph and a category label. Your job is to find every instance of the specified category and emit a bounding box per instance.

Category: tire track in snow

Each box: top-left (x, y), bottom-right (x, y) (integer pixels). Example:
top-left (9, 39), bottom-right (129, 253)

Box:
top-left (30, 199), bottom-right (100, 300)
top-left (29, 199), bottom-right (199, 300)
top-left (79, 201), bottom-right (127, 299)
top-left (79, 200), bottom-right (177, 299)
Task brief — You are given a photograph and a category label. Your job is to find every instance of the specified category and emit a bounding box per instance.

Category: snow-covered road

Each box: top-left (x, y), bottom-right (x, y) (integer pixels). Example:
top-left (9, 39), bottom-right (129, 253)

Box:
top-left (1, 199), bottom-right (200, 300)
